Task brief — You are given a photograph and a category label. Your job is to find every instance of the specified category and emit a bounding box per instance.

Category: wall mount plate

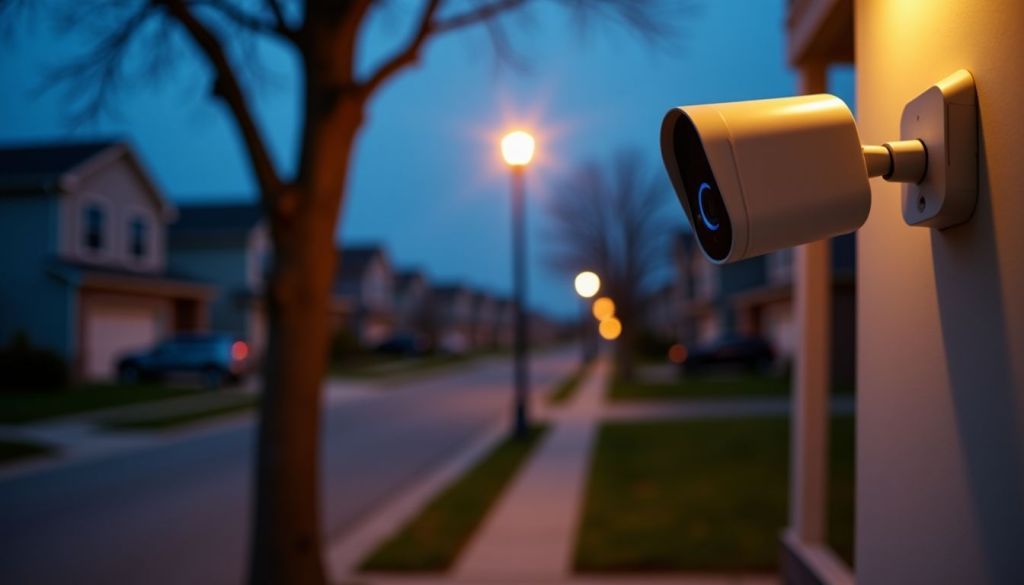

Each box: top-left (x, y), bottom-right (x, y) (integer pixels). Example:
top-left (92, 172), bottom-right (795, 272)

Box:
top-left (900, 69), bottom-right (978, 229)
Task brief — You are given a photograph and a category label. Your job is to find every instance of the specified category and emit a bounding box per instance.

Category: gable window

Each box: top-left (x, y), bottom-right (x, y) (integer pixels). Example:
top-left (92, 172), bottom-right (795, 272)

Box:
top-left (129, 216), bottom-right (148, 259)
top-left (84, 205), bottom-right (105, 251)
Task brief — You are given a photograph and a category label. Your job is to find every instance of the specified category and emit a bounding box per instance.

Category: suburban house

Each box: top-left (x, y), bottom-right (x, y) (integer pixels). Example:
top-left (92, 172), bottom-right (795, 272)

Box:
top-left (430, 284), bottom-right (474, 353)
top-left (167, 202), bottom-right (271, 361)
top-left (673, 230), bottom-right (769, 345)
top-left (672, 231), bottom-right (856, 383)
top-left (468, 291), bottom-right (499, 349)
top-left (334, 245), bottom-right (395, 347)
top-left (0, 141), bottom-right (213, 380)
top-left (393, 269), bottom-right (432, 340)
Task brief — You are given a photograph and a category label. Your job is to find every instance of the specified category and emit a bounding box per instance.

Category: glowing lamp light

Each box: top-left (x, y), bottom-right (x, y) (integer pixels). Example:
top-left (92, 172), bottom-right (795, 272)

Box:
top-left (668, 343), bottom-right (688, 364)
top-left (592, 297), bottom-right (616, 321)
top-left (598, 317), bottom-right (622, 341)
top-left (501, 130), bottom-right (535, 167)
top-left (574, 271), bottom-right (601, 299)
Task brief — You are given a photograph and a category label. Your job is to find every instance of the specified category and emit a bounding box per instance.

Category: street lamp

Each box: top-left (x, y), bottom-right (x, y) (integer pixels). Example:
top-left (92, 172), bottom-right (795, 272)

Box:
top-left (501, 130), bottom-right (535, 439)
top-left (574, 271), bottom-right (601, 362)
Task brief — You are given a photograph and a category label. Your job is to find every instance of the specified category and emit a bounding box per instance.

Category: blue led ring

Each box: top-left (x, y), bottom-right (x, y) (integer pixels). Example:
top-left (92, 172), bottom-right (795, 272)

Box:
top-left (697, 182), bottom-right (720, 231)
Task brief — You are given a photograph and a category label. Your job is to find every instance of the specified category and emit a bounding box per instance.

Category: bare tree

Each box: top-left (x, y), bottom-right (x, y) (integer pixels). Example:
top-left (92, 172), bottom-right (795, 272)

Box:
top-left (1, 1), bottom-right (675, 583)
top-left (547, 149), bottom-right (672, 380)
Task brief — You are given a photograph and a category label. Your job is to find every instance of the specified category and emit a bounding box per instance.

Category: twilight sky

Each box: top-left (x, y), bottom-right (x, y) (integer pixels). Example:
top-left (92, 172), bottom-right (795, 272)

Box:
top-left (0, 0), bottom-right (853, 317)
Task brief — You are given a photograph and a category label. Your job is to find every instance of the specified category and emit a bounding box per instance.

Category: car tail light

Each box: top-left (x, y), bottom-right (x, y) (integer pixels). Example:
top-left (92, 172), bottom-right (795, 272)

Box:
top-left (231, 341), bottom-right (249, 361)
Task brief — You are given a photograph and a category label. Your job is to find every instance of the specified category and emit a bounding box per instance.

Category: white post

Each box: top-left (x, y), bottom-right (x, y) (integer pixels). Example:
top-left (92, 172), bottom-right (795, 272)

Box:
top-left (789, 62), bottom-right (833, 545)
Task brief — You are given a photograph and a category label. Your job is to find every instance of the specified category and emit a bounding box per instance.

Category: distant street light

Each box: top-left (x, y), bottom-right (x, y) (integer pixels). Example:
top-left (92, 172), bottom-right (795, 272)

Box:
top-left (502, 130), bottom-right (535, 439)
top-left (592, 296), bottom-right (616, 322)
top-left (574, 271), bottom-right (601, 362)
top-left (599, 317), bottom-right (622, 341)
top-left (574, 271), bottom-right (601, 298)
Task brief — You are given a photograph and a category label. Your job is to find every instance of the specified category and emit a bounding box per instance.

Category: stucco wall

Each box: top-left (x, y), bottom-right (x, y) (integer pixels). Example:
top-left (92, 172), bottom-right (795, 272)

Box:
top-left (856, 2), bottom-right (1024, 583)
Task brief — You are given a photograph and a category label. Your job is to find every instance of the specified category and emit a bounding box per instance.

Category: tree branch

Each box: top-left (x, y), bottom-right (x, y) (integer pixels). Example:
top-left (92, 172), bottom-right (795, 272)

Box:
top-left (359, 0), bottom-right (442, 95)
top-left (264, 0), bottom-right (286, 32)
top-left (432, 0), bottom-right (528, 34)
top-left (190, 0), bottom-right (297, 42)
top-left (360, 0), bottom-right (534, 94)
top-left (159, 0), bottom-right (284, 198)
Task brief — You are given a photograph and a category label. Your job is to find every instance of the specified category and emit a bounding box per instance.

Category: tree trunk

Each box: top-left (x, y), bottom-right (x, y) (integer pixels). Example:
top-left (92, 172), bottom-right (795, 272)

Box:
top-left (248, 94), bottom-right (364, 584)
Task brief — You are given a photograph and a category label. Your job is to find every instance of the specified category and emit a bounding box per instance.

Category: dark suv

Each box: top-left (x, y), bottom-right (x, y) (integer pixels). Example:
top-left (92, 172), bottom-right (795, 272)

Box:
top-left (117, 333), bottom-right (250, 389)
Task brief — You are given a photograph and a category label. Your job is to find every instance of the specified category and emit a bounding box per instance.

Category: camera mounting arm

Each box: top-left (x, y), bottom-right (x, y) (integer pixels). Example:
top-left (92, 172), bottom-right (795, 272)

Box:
top-left (862, 69), bottom-right (978, 229)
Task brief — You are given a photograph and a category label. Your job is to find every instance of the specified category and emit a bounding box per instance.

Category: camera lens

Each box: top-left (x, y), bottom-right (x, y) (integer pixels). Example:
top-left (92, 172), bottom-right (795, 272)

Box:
top-left (697, 182), bottom-right (721, 231)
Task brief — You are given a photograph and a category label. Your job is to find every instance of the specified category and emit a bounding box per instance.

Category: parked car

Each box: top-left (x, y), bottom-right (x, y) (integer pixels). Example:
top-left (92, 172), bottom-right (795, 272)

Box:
top-left (679, 336), bottom-right (775, 374)
top-left (117, 333), bottom-right (250, 389)
top-left (374, 334), bottom-right (430, 357)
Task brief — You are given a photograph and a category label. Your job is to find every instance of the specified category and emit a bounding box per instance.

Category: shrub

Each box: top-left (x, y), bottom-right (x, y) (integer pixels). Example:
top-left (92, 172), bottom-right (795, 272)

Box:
top-left (0, 332), bottom-right (69, 393)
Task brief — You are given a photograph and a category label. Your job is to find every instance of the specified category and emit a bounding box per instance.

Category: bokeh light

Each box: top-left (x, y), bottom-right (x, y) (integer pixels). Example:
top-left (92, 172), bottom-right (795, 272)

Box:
top-left (598, 317), bottom-right (622, 341)
top-left (668, 343), bottom-right (688, 364)
top-left (500, 130), bottom-right (535, 166)
top-left (574, 271), bottom-right (601, 298)
top-left (592, 296), bottom-right (615, 321)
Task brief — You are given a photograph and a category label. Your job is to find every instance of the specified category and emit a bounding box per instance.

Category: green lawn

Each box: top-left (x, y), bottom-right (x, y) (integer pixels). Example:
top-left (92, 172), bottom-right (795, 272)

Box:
top-left (360, 426), bottom-right (547, 572)
top-left (547, 361), bottom-right (592, 405)
top-left (611, 374), bottom-right (855, 401)
top-left (0, 439), bottom-right (54, 465)
top-left (610, 375), bottom-right (791, 401)
top-left (101, 396), bottom-right (258, 431)
top-left (575, 416), bottom-right (854, 572)
top-left (0, 384), bottom-right (199, 424)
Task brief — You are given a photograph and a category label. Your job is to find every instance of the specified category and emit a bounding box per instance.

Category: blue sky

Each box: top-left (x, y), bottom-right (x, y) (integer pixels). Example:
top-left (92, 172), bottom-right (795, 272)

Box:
top-left (0, 0), bottom-right (853, 317)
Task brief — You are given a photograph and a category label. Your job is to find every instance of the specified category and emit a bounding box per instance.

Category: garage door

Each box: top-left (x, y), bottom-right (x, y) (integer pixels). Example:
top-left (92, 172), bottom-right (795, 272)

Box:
top-left (84, 304), bottom-right (162, 380)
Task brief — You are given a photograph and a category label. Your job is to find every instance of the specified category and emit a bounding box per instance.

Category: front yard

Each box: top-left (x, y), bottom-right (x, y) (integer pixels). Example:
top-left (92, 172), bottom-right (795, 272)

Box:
top-left (0, 383), bottom-right (198, 424)
top-left (575, 415), bottom-right (855, 571)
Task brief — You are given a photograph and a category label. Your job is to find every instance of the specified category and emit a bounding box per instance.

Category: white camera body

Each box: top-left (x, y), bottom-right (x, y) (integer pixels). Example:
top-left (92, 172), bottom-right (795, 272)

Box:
top-left (660, 95), bottom-right (870, 264)
top-left (660, 70), bottom-right (978, 265)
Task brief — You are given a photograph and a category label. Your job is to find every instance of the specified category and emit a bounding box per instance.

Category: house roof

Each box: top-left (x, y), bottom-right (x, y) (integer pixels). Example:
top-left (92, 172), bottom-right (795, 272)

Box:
top-left (335, 246), bottom-right (389, 297)
top-left (169, 202), bottom-right (264, 243)
top-left (395, 269), bottom-right (426, 292)
top-left (0, 141), bottom-right (115, 193)
top-left (0, 140), bottom-right (175, 219)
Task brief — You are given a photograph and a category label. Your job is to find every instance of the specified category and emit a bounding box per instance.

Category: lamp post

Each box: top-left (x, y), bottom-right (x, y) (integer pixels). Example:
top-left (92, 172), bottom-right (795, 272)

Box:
top-left (501, 130), bottom-right (535, 439)
top-left (574, 271), bottom-right (601, 362)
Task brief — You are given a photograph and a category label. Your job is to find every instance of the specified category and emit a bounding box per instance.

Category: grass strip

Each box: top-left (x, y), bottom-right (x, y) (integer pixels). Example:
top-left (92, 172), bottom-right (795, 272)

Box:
top-left (547, 361), bottom-right (592, 405)
top-left (575, 416), bottom-right (854, 572)
top-left (360, 425), bottom-right (547, 572)
top-left (610, 375), bottom-right (791, 401)
top-left (102, 397), bottom-right (257, 431)
top-left (0, 438), bottom-right (54, 465)
top-left (0, 384), bottom-right (198, 424)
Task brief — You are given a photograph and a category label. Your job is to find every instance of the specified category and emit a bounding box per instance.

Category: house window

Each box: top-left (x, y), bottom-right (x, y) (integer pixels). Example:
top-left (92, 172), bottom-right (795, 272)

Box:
top-left (84, 205), bottom-right (105, 251)
top-left (129, 216), bottom-right (148, 259)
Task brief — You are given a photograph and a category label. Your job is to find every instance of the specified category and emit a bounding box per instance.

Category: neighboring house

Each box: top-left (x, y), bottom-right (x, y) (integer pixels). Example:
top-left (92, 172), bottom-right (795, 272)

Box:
top-left (642, 282), bottom-right (680, 341)
top-left (167, 202), bottom-right (271, 360)
top-left (393, 269), bottom-right (432, 339)
top-left (430, 284), bottom-right (474, 353)
top-left (334, 245), bottom-right (394, 346)
top-left (672, 230), bottom-right (856, 383)
top-left (468, 290), bottom-right (499, 349)
top-left (0, 141), bottom-right (213, 380)
top-left (673, 230), bottom-right (768, 346)
top-left (731, 235), bottom-right (856, 383)
top-left (492, 298), bottom-right (515, 348)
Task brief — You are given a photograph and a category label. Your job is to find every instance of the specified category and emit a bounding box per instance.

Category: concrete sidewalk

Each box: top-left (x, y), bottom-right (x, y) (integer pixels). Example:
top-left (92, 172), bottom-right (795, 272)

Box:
top-left (453, 358), bottom-right (609, 581)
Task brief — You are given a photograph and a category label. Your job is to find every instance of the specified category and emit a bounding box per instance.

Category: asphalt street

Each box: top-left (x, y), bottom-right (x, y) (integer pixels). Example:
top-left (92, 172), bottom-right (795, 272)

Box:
top-left (0, 349), bottom-right (575, 585)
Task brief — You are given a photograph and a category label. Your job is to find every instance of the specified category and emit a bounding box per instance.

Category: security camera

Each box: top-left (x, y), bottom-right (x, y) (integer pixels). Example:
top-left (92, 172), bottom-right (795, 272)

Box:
top-left (660, 69), bottom-right (978, 264)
